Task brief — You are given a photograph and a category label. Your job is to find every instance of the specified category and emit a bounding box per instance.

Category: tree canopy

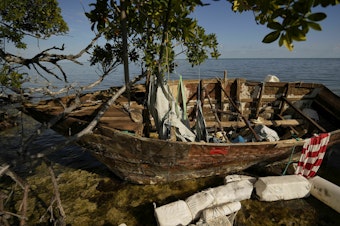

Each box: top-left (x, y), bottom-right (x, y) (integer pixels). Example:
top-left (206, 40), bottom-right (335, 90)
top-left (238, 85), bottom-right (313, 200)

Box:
top-left (0, 0), bottom-right (69, 90)
top-left (229, 0), bottom-right (339, 50)
top-left (86, 0), bottom-right (340, 78)
top-left (0, 0), bottom-right (339, 92)
top-left (86, 0), bottom-right (220, 78)
top-left (0, 0), bottom-right (68, 49)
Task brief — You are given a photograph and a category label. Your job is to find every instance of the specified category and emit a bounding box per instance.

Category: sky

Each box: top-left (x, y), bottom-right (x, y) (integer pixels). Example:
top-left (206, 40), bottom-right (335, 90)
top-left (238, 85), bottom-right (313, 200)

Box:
top-left (10, 0), bottom-right (340, 59)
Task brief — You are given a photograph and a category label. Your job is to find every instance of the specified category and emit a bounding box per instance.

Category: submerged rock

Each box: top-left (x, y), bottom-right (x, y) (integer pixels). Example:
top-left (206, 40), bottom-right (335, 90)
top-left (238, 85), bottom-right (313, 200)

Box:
top-left (0, 110), bottom-right (19, 131)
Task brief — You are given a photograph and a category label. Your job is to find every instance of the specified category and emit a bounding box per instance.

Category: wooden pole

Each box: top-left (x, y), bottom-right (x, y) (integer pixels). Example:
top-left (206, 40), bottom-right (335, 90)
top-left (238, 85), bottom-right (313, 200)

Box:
top-left (218, 79), bottom-right (261, 141)
top-left (121, 0), bottom-right (130, 104)
top-left (204, 86), bottom-right (230, 142)
top-left (255, 82), bottom-right (264, 118)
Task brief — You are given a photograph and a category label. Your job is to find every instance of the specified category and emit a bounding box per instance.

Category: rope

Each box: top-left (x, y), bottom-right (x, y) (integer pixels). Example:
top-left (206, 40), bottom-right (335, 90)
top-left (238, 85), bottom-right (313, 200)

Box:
top-left (282, 145), bottom-right (297, 175)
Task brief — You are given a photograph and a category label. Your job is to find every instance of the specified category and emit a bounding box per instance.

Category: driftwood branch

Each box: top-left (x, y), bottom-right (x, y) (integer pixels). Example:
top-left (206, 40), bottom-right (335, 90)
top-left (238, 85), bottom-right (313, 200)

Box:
top-left (0, 161), bottom-right (67, 225)
top-left (0, 164), bottom-right (26, 190)
top-left (0, 210), bottom-right (27, 223)
top-left (0, 164), bottom-right (29, 225)
top-left (19, 185), bottom-right (29, 226)
top-left (46, 161), bottom-right (66, 225)
top-left (0, 164), bottom-right (10, 177)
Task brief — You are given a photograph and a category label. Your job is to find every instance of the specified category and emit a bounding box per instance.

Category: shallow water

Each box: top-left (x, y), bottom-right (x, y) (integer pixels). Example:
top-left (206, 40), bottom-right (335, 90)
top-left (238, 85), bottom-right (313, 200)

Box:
top-left (0, 111), bottom-right (339, 225)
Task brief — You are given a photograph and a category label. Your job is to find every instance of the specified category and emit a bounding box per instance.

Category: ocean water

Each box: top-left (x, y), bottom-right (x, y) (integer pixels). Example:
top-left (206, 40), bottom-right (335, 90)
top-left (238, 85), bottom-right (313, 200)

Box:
top-left (22, 58), bottom-right (340, 97)
top-left (172, 58), bottom-right (340, 95)
top-left (1, 58), bottom-right (340, 225)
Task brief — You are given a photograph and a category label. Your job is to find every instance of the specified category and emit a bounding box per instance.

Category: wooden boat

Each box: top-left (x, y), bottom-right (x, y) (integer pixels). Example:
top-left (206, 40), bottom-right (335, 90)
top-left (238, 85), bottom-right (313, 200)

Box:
top-left (22, 76), bottom-right (340, 184)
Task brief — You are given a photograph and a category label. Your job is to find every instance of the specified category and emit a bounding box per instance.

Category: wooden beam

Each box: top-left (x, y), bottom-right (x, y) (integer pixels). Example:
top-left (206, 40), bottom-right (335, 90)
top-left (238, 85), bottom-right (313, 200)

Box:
top-left (221, 71), bottom-right (228, 108)
top-left (235, 78), bottom-right (242, 112)
top-left (314, 99), bottom-right (340, 122)
top-left (255, 83), bottom-right (264, 118)
top-left (276, 114), bottom-right (299, 136)
top-left (218, 79), bottom-right (261, 141)
top-left (220, 70), bottom-right (228, 119)
top-left (281, 97), bottom-right (326, 133)
top-left (279, 83), bottom-right (290, 116)
top-left (204, 87), bottom-right (229, 142)
top-left (201, 119), bottom-right (304, 128)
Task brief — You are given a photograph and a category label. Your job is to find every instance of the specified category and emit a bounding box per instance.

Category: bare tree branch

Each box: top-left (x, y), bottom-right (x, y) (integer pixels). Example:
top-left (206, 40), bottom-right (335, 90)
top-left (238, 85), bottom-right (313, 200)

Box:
top-left (0, 164), bottom-right (10, 177)
top-left (47, 161), bottom-right (66, 225)
top-left (19, 184), bottom-right (29, 226)
top-left (0, 32), bottom-right (102, 81)
top-left (36, 62), bottom-right (64, 81)
top-left (26, 66), bottom-right (114, 97)
top-left (0, 163), bottom-right (29, 225)
top-left (31, 64), bottom-right (50, 82)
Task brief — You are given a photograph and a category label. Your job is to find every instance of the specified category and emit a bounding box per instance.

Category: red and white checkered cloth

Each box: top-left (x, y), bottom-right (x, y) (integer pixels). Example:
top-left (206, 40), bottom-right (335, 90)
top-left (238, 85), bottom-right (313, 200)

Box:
top-left (295, 133), bottom-right (330, 178)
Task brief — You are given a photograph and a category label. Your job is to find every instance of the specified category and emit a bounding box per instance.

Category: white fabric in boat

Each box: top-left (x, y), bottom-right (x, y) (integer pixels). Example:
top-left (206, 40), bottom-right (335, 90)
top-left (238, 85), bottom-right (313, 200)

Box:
top-left (254, 124), bottom-right (280, 142)
top-left (148, 77), bottom-right (195, 142)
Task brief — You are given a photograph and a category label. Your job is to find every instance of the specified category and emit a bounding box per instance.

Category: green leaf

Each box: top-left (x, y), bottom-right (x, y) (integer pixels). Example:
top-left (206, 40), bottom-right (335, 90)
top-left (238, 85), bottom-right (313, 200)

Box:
top-left (262, 31), bottom-right (281, 43)
top-left (308, 22), bottom-right (322, 31)
top-left (292, 32), bottom-right (307, 41)
top-left (283, 38), bottom-right (294, 51)
top-left (279, 34), bottom-right (284, 47)
top-left (307, 12), bottom-right (327, 21)
top-left (290, 27), bottom-right (307, 41)
top-left (267, 22), bottom-right (283, 30)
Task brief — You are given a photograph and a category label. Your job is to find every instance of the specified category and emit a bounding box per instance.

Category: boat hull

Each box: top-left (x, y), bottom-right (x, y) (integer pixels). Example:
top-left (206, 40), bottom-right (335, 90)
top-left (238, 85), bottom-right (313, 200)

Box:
top-left (77, 126), bottom-right (310, 184)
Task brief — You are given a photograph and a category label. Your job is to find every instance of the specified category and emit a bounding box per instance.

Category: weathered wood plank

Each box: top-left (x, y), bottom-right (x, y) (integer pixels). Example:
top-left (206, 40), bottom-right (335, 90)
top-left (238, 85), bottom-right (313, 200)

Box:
top-left (281, 97), bottom-right (326, 133)
top-left (202, 119), bottom-right (304, 128)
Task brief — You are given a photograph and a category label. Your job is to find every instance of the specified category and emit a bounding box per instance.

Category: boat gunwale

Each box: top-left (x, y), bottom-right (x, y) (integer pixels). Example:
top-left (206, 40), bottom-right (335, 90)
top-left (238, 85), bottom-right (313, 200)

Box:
top-left (93, 124), bottom-right (340, 148)
top-left (95, 124), bottom-right (305, 146)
